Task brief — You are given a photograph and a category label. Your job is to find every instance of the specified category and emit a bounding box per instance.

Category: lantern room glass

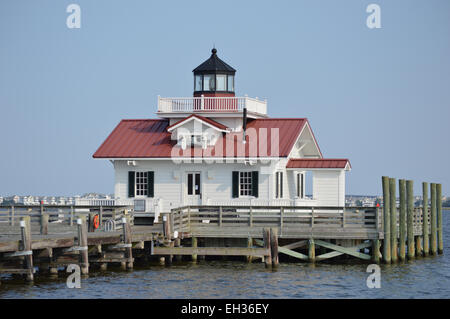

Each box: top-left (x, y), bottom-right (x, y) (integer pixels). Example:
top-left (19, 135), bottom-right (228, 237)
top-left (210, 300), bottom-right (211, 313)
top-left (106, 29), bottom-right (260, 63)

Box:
top-left (195, 75), bottom-right (202, 91)
top-left (216, 74), bottom-right (226, 91)
top-left (227, 75), bottom-right (234, 92)
top-left (203, 74), bottom-right (215, 91)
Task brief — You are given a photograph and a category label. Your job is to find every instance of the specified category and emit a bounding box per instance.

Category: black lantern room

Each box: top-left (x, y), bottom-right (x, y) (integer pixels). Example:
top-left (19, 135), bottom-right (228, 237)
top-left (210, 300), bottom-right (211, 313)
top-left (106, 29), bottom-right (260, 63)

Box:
top-left (193, 48), bottom-right (236, 97)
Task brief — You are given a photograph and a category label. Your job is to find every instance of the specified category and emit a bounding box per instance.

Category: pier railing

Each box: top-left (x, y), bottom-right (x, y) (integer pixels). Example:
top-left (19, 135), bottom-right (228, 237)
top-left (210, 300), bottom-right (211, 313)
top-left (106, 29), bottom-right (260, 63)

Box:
top-left (169, 206), bottom-right (381, 239)
top-left (0, 204), bottom-right (133, 234)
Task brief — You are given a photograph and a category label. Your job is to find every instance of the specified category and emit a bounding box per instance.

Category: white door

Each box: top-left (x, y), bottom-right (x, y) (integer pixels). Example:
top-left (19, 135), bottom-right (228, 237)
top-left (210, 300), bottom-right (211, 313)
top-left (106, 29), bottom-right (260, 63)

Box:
top-left (186, 172), bottom-right (201, 205)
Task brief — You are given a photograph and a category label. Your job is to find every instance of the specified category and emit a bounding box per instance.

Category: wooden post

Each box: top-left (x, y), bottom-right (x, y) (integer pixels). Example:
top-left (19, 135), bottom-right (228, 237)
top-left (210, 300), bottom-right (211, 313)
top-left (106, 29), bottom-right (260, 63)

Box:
top-left (399, 179), bottom-right (407, 261)
top-left (21, 216), bottom-right (34, 281)
top-left (162, 214), bottom-right (168, 238)
top-left (389, 177), bottom-right (398, 262)
top-left (191, 237), bottom-right (197, 262)
top-left (263, 228), bottom-right (272, 267)
top-left (437, 183), bottom-right (443, 254)
top-left (422, 182), bottom-right (429, 256)
top-left (10, 205), bottom-right (14, 226)
top-left (99, 206), bottom-right (103, 228)
top-left (247, 237), bottom-right (253, 263)
top-left (372, 239), bottom-right (381, 263)
top-left (406, 180), bottom-right (415, 259)
top-left (174, 238), bottom-right (182, 262)
top-left (40, 213), bottom-right (49, 235)
top-left (70, 205), bottom-right (74, 226)
top-left (382, 176), bottom-right (391, 263)
top-left (270, 228), bottom-right (279, 266)
top-left (308, 238), bottom-right (315, 262)
top-left (77, 215), bottom-right (89, 275)
top-left (219, 206), bottom-right (222, 227)
top-left (123, 215), bottom-right (133, 269)
top-left (430, 183), bottom-right (437, 255)
top-left (415, 234), bottom-right (422, 256)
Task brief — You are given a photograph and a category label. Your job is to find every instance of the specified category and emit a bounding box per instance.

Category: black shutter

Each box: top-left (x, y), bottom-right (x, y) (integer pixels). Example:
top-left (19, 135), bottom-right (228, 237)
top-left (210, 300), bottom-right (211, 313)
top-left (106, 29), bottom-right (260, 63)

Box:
top-left (252, 171), bottom-right (259, 198)
top-left (232, 171), bottom-right (239, 198)
top-left (147, 171), bottom-right (154, 198)
top-left (128, 171), bottom-right (135, 198)
top-left (280, 172), bottom-right (283, 198)
top-left (275, 172), bottom-right (279, 198)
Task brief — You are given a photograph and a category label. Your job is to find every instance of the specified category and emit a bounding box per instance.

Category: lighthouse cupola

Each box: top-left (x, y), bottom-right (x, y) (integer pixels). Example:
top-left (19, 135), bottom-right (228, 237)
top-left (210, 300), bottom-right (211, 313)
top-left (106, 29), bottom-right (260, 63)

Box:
top-left (193, 48), bottom-right (236, 97)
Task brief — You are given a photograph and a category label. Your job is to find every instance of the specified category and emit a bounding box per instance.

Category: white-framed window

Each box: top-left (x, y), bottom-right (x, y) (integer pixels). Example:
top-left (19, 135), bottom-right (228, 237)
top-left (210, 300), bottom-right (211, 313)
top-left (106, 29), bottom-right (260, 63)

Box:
top-left (297, 173), bottom-right (304, 198)
top-left (275, 171), bottom-right (283, 198)
top-left (135, 171), bottom-right (148, 196)
top-left (239, 171), bottom-right (253, 196)
top-left (216, 74), bottom-right (226, 91)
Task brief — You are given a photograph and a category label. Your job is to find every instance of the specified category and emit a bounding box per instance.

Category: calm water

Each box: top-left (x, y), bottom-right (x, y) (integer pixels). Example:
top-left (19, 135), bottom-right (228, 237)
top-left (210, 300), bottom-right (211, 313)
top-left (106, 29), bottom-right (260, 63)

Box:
top-left (1, 212), bottom-right (449, 299)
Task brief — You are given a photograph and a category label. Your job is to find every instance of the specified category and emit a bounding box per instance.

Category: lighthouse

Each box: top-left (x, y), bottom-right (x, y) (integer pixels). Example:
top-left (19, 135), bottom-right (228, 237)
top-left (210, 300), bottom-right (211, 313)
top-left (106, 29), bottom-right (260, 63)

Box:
top-left (93, 48), bottom-right (351, 220)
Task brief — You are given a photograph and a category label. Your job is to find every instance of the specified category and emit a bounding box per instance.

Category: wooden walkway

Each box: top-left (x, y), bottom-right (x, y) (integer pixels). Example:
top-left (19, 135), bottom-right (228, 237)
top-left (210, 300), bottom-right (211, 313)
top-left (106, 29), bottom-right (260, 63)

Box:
top-left (0, 193), bottom-right (444, 283)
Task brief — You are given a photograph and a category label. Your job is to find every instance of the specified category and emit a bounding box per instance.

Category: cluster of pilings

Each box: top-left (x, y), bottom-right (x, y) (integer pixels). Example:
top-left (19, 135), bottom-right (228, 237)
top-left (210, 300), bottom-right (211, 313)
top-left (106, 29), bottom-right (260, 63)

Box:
top-left (378, 176), bottom-right (444, 263)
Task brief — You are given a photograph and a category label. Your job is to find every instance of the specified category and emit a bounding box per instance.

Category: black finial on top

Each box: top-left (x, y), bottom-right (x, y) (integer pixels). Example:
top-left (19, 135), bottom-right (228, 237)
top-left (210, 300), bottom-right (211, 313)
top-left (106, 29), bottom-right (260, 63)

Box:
top-left (211, 48), bottom-right (217, 55)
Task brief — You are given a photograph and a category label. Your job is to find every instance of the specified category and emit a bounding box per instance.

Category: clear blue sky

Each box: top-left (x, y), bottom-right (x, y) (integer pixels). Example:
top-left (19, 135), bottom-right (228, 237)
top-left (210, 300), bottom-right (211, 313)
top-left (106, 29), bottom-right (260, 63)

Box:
top-left (1, 0), bottom-right (449, 197)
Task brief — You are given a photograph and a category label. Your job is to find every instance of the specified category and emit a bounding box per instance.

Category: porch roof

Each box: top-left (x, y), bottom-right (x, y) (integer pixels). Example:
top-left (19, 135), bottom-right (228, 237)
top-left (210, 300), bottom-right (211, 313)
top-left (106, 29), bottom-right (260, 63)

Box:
top-left (286, 158), bottom-right (351, 170)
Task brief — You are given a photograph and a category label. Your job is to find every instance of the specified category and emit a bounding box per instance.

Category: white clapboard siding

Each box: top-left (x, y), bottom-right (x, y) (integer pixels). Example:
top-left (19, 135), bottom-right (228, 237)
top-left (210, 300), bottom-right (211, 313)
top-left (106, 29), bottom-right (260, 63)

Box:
top-left (312, 170), bottom-right (345, 207)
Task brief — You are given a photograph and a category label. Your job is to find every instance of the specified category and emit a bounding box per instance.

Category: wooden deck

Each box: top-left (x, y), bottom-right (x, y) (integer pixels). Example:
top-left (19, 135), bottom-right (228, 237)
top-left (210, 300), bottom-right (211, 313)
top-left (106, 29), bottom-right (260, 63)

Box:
top-left (0, 201), bottom-right (441, 283)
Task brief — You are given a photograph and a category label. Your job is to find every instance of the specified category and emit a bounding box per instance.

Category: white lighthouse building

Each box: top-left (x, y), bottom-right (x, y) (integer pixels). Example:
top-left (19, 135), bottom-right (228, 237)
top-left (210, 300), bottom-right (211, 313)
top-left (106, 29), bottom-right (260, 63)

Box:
top-left (93, 49), bottom-right (351, 221)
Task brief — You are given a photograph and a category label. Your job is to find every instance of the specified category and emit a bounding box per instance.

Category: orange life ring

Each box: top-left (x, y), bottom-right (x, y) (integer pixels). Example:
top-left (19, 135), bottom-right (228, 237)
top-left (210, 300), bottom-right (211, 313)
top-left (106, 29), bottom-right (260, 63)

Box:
top-left (93, 214), bottom-right (100, 229)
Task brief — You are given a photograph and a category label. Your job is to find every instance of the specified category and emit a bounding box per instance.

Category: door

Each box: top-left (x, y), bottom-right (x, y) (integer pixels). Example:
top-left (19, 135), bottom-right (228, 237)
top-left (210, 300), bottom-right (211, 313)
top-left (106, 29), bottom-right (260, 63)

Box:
top-left (186, 172), bottom-right (201, 205)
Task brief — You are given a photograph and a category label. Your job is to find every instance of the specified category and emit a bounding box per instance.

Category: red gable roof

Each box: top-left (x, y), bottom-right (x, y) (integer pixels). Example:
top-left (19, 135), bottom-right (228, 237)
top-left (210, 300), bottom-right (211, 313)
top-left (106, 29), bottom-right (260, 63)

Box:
top-left (286, 158), bottom-right (351, 169)
top-left (167, 114), bottom-right (228, 131)
top-left (93, 118), bottom-right (311, 158)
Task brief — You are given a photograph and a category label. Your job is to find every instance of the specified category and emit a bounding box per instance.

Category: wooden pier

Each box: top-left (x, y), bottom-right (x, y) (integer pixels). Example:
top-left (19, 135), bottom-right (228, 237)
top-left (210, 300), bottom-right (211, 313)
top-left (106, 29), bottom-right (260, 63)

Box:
top-left (0, 179), bottom-right (444, 283)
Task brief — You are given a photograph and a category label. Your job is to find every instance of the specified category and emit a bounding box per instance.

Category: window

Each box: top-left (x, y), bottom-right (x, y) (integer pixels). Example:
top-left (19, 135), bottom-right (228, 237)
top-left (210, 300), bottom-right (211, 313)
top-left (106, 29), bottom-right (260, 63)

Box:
top-left (275, 171), bottom-right (283, 198)
top-left (216, 74), bottom-right (226, 91)
top-left (239, 171), bottom-right (253, 196)
top-left (227, 75), bottom-right (234, 92)
top-left (297, 173), bottom-right (304, 198)
top-left (135, 171), bottom-right (148, 196)
top-left (203, 74), bottom-right (215, 91)
top-left (195, 75), bottom-right (203, 91)
top-left (187, 173), bottom-right (201, 195)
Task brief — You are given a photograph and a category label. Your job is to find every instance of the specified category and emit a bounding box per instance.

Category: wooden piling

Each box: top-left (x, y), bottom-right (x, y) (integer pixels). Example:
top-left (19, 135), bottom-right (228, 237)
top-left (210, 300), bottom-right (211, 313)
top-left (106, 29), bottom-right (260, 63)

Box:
top-left (123, 215), bottom-right (133, 269)
top-left (437, 183), bottom-right (443, 254)
top-left (406, 180), bottom-right (415, 259)
top-left (77, 216), bottom-right (89, 275)
top-left (430, 183), bottom-right (437, 255)
top-left (40, 213), bottom-right (49, 235)
top-left (308, 239), bottom-right (315, 262)
top-left (422, 182), bottom-right (429, 256)
top-left (415, 235), bottom-right (422, 256)
top-left (191, 237), bottom-right (198, 262)
top-left (9, 205), bottom-right (14, 226)
top-left (372, 239), bottom-right (381, 263)
top-left (21, 216), bottom-right (34, 281)
top-left (247, 237), bottom-right (253, 263)
top-left (263, 228), bottom-right (272, 267)
top-left (382, 176), bottom-right (391, 263)
top-left (399, 179), bottom-right (407, 260)
top-left (389, 177), bottom-right (398, 262)
top-left (270, 228), bottom-right (279, 266)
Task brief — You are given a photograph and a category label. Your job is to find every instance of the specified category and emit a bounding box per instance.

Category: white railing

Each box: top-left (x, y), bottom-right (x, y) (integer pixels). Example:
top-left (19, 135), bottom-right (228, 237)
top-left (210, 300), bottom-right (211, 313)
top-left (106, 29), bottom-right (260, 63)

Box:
top-left (157, 96), bottom-right (267, 115)
top-left (205, 198), bottom-right (318, 207)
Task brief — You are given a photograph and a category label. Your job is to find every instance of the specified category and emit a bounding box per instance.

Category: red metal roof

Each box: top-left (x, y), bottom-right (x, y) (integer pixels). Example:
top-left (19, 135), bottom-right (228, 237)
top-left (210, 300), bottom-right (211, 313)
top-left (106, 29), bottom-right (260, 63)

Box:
top-left (93, 118), bottom-right (312, 159)
top-left (167, 114), bottom-right (228, 131)
top-left (286, 158), bottom-right (351, 169)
